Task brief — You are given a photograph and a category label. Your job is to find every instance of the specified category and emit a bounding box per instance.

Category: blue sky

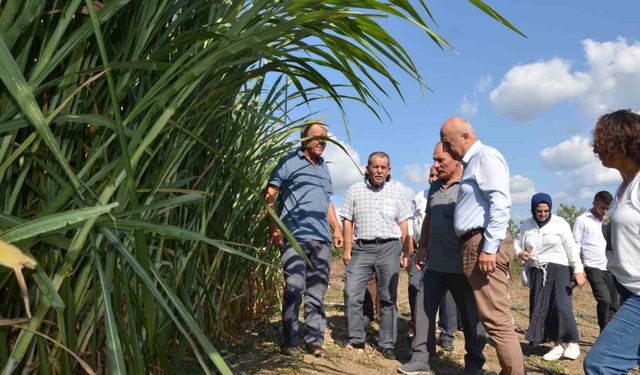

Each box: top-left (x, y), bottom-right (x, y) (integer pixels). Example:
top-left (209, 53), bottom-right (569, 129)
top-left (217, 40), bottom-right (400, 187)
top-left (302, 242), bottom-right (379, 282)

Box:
top-left (292, 1), bottom-right (640, 221)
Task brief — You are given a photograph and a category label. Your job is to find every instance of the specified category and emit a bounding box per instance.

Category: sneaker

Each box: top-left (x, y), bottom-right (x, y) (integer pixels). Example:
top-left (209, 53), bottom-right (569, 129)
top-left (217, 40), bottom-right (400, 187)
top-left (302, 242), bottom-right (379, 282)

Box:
top-left (542, 343), bottom-right (565, 361)
top-left (382, 347), bottom-right (396, 360)
top-left (397, 360), bottom-right (433, 375)
top-left (562, 343), bottom-right (580, 360)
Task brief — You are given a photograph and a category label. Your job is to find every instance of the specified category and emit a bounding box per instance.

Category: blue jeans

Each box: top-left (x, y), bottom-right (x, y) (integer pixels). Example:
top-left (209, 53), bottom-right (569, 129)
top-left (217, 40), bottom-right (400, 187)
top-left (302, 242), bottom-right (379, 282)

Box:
top-left (584, 292), bottom-right (640, 374)
top-left (345, 240), bottom-right (401, 349)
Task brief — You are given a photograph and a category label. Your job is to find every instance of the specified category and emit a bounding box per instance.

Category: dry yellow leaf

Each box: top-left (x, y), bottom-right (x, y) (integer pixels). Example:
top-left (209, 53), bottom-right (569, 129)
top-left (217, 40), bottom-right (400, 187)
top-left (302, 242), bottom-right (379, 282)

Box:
top-left (0, 240), bottom-right (37, 318)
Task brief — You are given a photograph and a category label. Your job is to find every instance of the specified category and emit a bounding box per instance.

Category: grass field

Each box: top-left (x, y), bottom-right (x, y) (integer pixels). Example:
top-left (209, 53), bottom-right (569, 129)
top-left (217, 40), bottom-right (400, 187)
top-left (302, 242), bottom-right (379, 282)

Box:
top-left (225, 255), bottom-right (640, 375)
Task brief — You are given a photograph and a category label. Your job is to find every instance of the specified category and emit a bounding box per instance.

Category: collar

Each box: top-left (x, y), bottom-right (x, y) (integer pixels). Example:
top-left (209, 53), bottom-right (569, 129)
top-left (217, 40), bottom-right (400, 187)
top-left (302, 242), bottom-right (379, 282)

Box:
top-left (297, 148), bottom-right (323, 165)
top-left (461, 140), bottom-right (482, 167)
top-left (586, 210), bottom-right (603, 222)
top-left (365, 175), bottom-right (386, 191)
top-left (439, 178), bottom-right (460, 190)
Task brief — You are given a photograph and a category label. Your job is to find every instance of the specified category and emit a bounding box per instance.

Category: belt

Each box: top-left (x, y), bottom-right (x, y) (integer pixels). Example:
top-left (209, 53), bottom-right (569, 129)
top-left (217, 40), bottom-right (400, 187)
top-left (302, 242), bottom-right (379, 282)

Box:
top-left (356, 238), bottom-right (398, 246)
top-left (459, 228), bottom-right (484, 242)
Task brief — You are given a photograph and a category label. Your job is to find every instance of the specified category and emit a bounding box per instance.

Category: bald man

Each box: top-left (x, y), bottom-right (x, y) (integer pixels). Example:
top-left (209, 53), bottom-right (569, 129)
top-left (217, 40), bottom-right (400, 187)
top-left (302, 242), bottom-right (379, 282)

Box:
top-left (440, 117), bottom-right (524, 375)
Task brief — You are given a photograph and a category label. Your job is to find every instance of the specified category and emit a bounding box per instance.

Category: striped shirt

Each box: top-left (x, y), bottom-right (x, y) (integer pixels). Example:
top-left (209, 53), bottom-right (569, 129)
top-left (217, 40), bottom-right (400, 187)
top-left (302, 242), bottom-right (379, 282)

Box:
top-left (340, 179), bottom-right (412, 240)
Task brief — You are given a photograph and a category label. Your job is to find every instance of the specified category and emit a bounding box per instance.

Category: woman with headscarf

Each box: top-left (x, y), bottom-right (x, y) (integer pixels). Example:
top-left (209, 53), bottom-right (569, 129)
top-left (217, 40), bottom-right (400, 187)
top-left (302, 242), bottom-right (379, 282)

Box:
top-left (584, 110), bottom-right (640, 374)
top-left (514, 193), bottom-right (586, 361)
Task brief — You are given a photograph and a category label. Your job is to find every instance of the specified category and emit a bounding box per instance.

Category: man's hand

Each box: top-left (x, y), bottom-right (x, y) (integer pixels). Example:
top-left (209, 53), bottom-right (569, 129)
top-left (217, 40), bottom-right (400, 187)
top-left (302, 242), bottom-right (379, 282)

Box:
top-left (400, 251), bottom-right (410, 270)
top-left (478, 251), bottom-right (497, 274)
top-left (269, 228), bottom-right (284, 248)
top-left (518, 251), bottom-right (532, 261)
top-left (333, 231), bottom-right (344, 249)
top-left (574, 272), bottom-right (586, 287)
top-left (343, 249), bottom-right (351, 266)
top-left (415, 247), bottom-right (427, 270)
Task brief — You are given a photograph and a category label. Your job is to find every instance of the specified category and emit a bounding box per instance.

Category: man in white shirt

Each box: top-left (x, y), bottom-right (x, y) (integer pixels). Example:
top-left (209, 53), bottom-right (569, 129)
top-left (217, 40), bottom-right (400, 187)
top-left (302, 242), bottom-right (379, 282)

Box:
top-left (440, 117), bottom-right (525, 375)
top-left (573, 191), bottom-right (618, 332)
top-left (341, 151), bottom-right (412, 360)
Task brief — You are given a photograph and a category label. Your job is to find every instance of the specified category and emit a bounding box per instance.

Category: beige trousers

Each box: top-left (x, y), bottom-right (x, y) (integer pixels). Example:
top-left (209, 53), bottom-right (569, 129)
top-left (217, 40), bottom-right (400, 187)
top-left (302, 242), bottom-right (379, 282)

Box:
top-left (462, 233), bottom-right (525, 375)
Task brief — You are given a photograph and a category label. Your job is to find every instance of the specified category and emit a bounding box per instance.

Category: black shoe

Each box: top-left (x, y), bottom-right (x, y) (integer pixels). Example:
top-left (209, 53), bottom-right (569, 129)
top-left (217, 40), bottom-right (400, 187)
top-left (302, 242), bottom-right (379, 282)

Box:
top-left (441, 340), bottom-right (454, 352)
top-left (382, 347), bottom-right (396, 360)
top-left (336, 340), bottom-right (366, 350)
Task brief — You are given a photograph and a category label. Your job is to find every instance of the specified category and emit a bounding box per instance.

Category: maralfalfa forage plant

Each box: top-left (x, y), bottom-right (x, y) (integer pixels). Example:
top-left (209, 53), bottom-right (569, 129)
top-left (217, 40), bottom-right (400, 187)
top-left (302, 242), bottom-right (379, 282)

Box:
top-left (0, 1), bottom-right (521, 373)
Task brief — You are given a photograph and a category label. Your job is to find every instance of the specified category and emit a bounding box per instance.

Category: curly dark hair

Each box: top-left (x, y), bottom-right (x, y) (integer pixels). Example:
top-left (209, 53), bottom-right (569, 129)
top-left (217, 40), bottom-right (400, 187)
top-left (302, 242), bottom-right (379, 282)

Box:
top-left (592, 109), bottom-right (640, 164)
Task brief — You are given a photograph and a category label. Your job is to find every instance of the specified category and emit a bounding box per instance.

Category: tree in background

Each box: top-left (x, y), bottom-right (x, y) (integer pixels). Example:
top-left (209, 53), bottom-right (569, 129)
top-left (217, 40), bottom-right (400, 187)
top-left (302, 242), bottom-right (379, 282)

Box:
top-left (556, 203), bottom-right (587, 228)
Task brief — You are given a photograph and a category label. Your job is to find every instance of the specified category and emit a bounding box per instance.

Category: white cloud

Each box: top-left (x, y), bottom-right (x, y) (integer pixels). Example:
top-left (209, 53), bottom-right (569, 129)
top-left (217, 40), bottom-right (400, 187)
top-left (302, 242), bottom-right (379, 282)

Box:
top-left (490, 59), bottom-right (589, 122)
top-left (458, 75), bottom-right (493, 117)
top-left (474, 74), bottom-right (493, 93)
top-left (490, 38), bottom-right (640, 122)
top-left (539, 136), bottom-right (595, 170)
top-left (538, 135), bottom-right (621, 187)
top-left (577, 38), bottom-right (640, 120)
top-left (510, 175), bottom-right (536, 204)
top-left (388, 180), bottom-right (416, 201)
top-left (323, 135), bottom-right (363, 195)
top-left (459, 95), bottom-right (478, 116)
top-left (578, 187), bottom-right (596, 199)
top-left (553, 191), bottom-right (570, 201)
top-left (403, 163), bottom-right (431, 185)
top-left (573, 161), bottom-right (621, 186)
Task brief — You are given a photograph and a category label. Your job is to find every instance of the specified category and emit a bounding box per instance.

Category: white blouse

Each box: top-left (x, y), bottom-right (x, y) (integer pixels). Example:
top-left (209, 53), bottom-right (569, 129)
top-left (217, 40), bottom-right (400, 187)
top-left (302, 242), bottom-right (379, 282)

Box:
top-left (514, 215), bottom-right (584, 273)
top-left (608, 171), bottom-right (640, 295)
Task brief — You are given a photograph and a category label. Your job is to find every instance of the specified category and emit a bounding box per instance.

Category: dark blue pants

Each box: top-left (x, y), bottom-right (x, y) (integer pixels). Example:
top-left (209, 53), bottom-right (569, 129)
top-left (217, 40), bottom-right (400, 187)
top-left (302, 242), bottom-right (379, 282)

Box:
top-left (281, 240), bottom-right (332, 348)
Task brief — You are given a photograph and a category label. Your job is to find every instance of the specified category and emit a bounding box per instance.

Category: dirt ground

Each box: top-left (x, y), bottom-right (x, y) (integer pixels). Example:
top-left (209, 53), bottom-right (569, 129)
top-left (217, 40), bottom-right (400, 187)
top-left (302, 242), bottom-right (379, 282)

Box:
top-left (225, 257), bottom-right (640, 375)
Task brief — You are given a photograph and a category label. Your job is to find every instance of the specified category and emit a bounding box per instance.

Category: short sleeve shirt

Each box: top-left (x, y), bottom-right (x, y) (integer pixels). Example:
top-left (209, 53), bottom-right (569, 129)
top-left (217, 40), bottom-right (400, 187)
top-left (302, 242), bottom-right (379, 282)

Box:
top-left (268, 149), bottom-right (333, 242)
top-left (425, 180), bottom-right (463, 273)
top-left (340, 180), bottom-right (412, 240)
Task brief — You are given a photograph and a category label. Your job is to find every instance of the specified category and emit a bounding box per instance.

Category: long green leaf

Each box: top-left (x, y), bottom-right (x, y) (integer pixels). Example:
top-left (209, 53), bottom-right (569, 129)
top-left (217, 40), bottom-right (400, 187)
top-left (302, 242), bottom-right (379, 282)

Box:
top-left (0, 203), bottom-right (118, 243)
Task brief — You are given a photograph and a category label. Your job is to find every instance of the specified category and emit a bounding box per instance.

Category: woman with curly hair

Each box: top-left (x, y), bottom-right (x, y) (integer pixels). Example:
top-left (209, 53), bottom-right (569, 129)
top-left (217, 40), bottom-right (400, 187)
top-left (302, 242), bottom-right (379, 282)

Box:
top-left (584, 109), bottom-right (640, 374)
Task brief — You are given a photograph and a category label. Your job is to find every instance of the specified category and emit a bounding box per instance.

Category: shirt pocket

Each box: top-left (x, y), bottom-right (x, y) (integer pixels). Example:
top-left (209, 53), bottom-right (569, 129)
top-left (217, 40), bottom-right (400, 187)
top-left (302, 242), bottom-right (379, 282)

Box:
top-left (380, 198), bottom-right (396, 222)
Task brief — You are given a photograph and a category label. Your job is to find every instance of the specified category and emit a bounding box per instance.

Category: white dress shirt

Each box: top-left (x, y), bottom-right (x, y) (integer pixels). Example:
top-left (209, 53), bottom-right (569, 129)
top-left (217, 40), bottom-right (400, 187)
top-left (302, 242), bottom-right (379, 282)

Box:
top-left (514, 215), bottom-right (584, 273)
top-left (409, 189), bottom-right (428, 241)
top-left (454, 141), bottom-right (511, 254)
top-left (573, 211), bottom-right (608, 270)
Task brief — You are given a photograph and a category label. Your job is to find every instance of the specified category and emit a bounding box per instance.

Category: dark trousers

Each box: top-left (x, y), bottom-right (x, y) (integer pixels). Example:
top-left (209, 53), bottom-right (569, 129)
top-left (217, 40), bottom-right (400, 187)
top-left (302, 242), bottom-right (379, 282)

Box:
top-left (585, 266), bottom-right (619, 332)
top-left (408, 253), bottom-right (458, 337)
top-left (408, 252), bottom-right (424, 329)
top-left (410, 270), bottom-right (486, 372)
top-left (281, 240), bottom-right (332, 348)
